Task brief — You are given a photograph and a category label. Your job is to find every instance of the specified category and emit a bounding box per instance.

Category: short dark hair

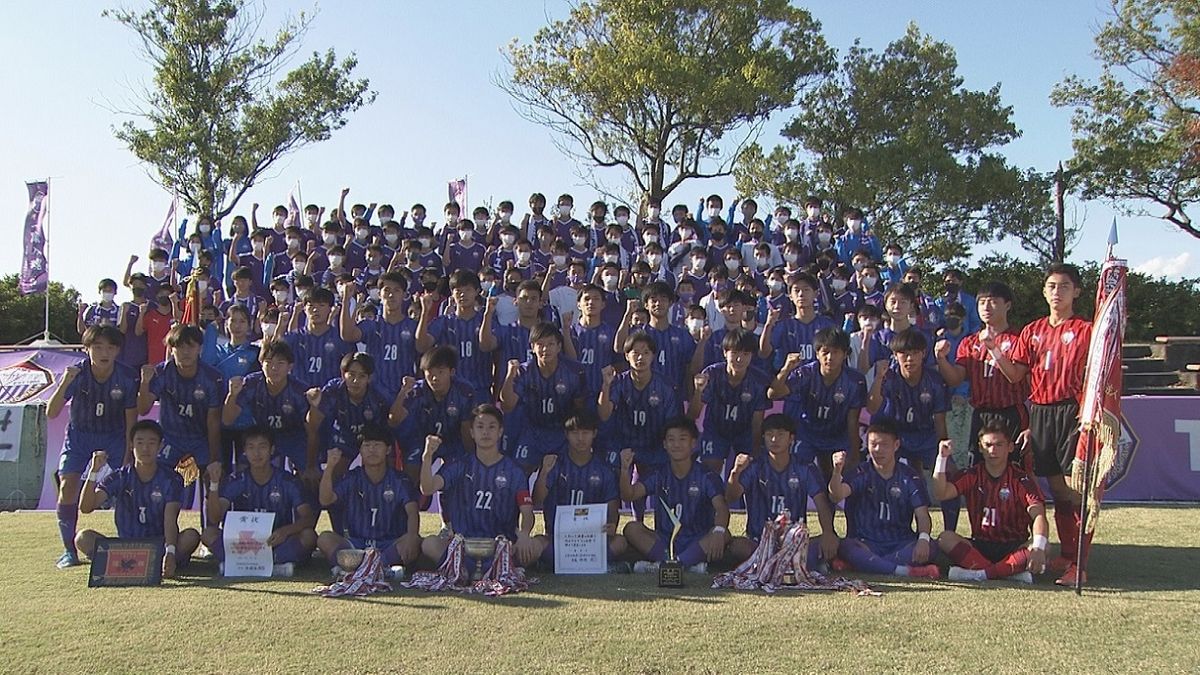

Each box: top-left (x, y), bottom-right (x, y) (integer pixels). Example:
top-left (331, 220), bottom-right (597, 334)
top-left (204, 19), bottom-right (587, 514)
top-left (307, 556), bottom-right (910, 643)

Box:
top-left (564, 410), bottom-right (601, 431)
top-left (866, 419), bottom-right (899, 440)
top-left (449, 270), bottom-right (482, 291)
top-left (307, 287), bottom-right (336, 306)
top-left (976, 281), bottom-right (1013, 304)
top-left (642, 280), bottom-right (676, 303)
top-left (472, 403), bottom-right (504, 426)
top-left (130, 419), bottom-right (164, 442)
top-left (358, 424), bottom-right (394, 446)
top-left (884, 283), bottom-right (917, 304)
top-left (663, 416), bottom-right (699, 439)
top-left (420, 345), bottom-right (458, 371)
top-left (814, 327), bottom-right (850, 353)
top-left (762, 413), bottom-right (796, 435)
top-left (241, 426), bottom-right (276, 448)
top-left (82, 325), bottom-right (124, 349)
top-left (889, 328), bottom-right (928, 354)
top-left (260, 341), bottom-right (295, 364)
top-left (340, 351), bottom-right (375, 375)
top-left (720, 329), bottom-right (757, 354)
top-left (1045, 263), bottom-right (1083, 288)
top-left (977, 420), bottom-right (1015, 444)
top-left (529, 322), bottom-right (563, 347)
top-left (623, 332), bottom-right (658, 354)
top-left (165, 324), bottom-right (203, 347)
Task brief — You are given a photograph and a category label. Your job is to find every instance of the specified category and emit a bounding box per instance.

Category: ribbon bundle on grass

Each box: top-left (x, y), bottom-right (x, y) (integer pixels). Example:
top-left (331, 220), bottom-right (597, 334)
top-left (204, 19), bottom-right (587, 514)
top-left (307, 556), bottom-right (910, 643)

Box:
top-left (713, 513), bottom-right (878, 596)
top-left (312, 548), bottom-right (392, 598)
top-left (403, 535), bottom-right (537, 597)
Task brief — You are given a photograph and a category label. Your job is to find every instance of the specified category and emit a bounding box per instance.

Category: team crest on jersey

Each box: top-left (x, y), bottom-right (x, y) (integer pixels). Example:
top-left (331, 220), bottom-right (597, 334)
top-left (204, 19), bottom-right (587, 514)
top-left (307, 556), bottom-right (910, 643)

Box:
top-left (382, 487), bottom-right (395, 502)
top-left (648, 394), bottom-right (661, 407)
top-left (687, 484), bottom-right (700, 497)
top-left (281, 402), bottom-right (294, 415)
top-left (495, 474), bottom-right (509, 489)
top-left (888, 485), bottom-right (902, 498)
top-left (670, 335), bottom-right (680, 344)
top-left (555, 382), bottom-right (568, 394)
top-left (1000, 339), bottom-right (1012, 351)
top-left (364, 409), bottom-right (375, 420)
top-left (323, 341), bottom-right (336, 352)
top-left (150, 487), bottom-right (164, 503)
top-left (919, 391), bottom-right (932, 403)
top-left (193, 386), bottom-right (207, 401)
top-left (1062, 331), bottom-right (1075, 344)
top-left (588, 473), bottom-right (602, 486)
top-left (110, 386), bottom-right (125, 401)
top-left (833, 390), bottom-right (846, 403)
top-left (238, 357), bottom-right (249, 367)
top-left (269, 487), bottom-right (282, 503)
top-left (446, 405), bottom-right (459, 417)
top-left (998, 487), bottom-right (1012, 501)
top-left (787, 476), bottom-right (800, 489)
top-left (401, 330), bottom-right (413, 339)
top-left (740, 391), bottom-right (752, 403)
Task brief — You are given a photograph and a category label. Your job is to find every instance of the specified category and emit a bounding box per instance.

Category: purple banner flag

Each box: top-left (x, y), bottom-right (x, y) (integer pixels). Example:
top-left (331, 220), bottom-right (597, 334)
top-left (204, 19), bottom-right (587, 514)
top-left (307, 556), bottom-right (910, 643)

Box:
top-left (19, 181), bottom-right (49, 296)
top-left (448, 177), bottom-right (467, 217)
top-left (150, 195), bottom-right (177, 252)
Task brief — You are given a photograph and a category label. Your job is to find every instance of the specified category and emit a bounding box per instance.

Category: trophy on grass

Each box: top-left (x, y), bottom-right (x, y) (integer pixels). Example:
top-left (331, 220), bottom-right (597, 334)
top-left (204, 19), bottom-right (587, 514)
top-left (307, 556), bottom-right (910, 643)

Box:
top-left (464, 537), bottom-right (499, 581)
top-left (657, 497), bottom-right (684, 588)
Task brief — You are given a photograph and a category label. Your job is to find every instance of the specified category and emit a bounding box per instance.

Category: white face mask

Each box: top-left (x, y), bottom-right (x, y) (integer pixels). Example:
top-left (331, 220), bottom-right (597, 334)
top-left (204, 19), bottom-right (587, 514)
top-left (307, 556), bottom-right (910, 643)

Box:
top-left (199, 224), bottom-right (211, 235)
top-left (616, 215), bottom-right (629, 226)
top-left (101, 291), bottom-right (115, 303)
top-left (152, 261), bottom-right (166, 274)
top-left (784, 228), bottom-right (799, 242)
top-left (706, 207), bottom-right (720, 219)
top-left (602, 276), bottom-right (619, 291)
top-left (286, 238), bottom-right (300, 250)
top-left (516, 251), bottom-right (531, 264)
top-left (481, 280), bottom-right (494, 294)
top-left (886, 253), bottom-right (901, 265)
top-left (686, 318), bottom-right (705, 332)
top-left (559, 205), bottom-right (572, 218)
top-left (274, 215), bottom-right (286, 226)
top-left (501, 234), bottom-right (517, 247)
top-left (806, 207), bottom-right (820, 219)
top-left (355, 228), bottom-right (370, 240)
top-left (572, 235), bottom-right (587, 247)
top-left (768, 280), bottom-right (785, 293)
top-left (643, 233), bottom-right (659, 244)
top-left (273, 290), bottom-right (290, 305)
top-left (818, 231), bottom-right (832, 243)
top-left (647, 254), bottom-right (662, 267)
top-left (755, 256), bottom-right (770, 270)
top-left (607, 235), bottom-right (621, 245)
top-left (379, 216), bottom-right (393, 225)
top-left (262, 323), bottom-right (277, 338)
top-left (188, 243), bottom-right (201, 254)
top-left (647, 207), bottom-right (660, 219)
top-left (692, 258), bottom-right (706, 271)
top-left (832, 278), bottom-right (848, 292)
top-left (329, 255), bottom-right (344, 268)
top-left (385, 233), bottom-right (400, 246)
top-left (418, 237), bottom-right (432, 248)
top-left (724, 259), bottom-right (740, 272)
top-left (473, 218), bottom-right (488, 229)
top-left (293, 262), bottom-right (306, 274)
top-left (862, 276), bottom-right (878, 290)
top-left (251, 241), bottom-right (264, 254)
top-left (847, 219), bottom-right (862, 231)
top-left (500, 211), bottom-right (513, 222)
top-left (297, 288), bottom-right (310, 300)
top-left (459, 229), bottom-right (474, 243)
top-left (553, 255), bottom-right (567, 266)
top-left (603, 254), bottom-right (619, 264)
top-left (324, 234), bottom-right (338, 247)
top-left (783, 252), bottom-right (799, 264)
top-left (859, 318), bottom-right (881, 331)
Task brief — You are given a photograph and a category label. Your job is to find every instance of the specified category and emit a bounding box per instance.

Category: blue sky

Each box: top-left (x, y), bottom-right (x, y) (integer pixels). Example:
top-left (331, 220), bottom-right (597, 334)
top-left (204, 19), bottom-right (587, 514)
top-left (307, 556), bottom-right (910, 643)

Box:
top-left (2, 0), bottom-right (1197, 301)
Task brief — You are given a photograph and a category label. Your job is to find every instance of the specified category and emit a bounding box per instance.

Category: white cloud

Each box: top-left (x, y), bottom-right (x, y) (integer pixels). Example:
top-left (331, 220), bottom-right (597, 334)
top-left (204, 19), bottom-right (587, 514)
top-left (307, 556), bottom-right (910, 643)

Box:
top-left (1133, 252), bottom-right (1196, 279)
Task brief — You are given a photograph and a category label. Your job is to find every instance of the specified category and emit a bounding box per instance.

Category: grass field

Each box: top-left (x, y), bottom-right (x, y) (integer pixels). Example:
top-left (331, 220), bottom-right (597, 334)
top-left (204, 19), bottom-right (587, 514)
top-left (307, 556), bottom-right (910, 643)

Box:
top-left (2, 505), bottom-right (1198, 674)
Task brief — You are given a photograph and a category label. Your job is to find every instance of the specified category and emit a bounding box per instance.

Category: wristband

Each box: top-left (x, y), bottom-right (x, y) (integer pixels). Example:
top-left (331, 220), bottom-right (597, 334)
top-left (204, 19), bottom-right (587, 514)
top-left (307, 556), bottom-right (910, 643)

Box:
top-left (165, 545), bottom-right (176, 556)
top-left (208, 482), bottom-right (220, 493)
top-left (1032, 534), bottom-right (1048, 551)
top-left (711, 525), bottom-right (727, 535)
top-left (918, 532), bottom-right (932, 542)
top-left (87, 471), bottom-right (102, 483)
top-left (933, 454), bottom-right (949, 475)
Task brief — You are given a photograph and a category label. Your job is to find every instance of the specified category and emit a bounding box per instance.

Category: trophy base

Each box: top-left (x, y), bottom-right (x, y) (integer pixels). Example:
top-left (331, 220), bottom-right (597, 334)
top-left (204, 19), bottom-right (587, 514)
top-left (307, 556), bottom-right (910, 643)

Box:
top-left (782, 570), bottom-right (797, 586)
top-left (658, 560), bottom-right (684, 588)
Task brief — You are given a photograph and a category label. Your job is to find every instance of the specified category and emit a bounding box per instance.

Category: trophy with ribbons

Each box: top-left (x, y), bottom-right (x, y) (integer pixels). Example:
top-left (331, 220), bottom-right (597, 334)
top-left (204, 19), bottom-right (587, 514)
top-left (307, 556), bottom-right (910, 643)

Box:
top-left (657, 497), bottom-right (684, 588)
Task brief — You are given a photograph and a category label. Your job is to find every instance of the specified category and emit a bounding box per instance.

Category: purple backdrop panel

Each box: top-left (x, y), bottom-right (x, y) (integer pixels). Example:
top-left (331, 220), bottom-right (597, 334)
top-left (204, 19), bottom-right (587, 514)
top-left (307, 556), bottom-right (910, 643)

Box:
top-left (1105, 396), bottom-right (1200, 502)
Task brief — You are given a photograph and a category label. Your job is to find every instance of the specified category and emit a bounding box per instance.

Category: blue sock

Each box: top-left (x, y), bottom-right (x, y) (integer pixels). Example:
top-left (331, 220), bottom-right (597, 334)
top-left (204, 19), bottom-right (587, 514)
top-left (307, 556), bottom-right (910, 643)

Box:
top-left (56, 504), bottom-right (78, 557)
top-left (272, 536), bottom-right (302, 564)
top-left (941, 497), bottom-right (961, 533)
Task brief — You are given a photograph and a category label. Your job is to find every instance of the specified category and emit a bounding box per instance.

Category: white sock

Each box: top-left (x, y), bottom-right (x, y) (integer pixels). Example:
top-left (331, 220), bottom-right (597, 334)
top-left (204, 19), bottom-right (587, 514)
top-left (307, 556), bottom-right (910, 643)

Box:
top-left (895, 565), bottom-right (910, 576)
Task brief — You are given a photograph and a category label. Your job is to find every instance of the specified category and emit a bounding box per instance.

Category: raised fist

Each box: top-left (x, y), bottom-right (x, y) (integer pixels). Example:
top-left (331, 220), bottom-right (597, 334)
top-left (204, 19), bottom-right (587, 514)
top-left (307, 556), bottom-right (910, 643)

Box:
top-left (129, 254), bottom-right (139, 265)
top-left (765, 307), bottom-right (781, 325)
top-left (305, 388), bottom-right (322, 406)
top-left (206, 462), bottom-right (223, 484)
top-left (783, 352), bottom-right (805, 373)
top-left (938, 438), bottom-right (954, 458)
top-left (341, 187), bottom-right (351, 197)
top-left (423, 435), bottom-right (442, 458)
top-left (541, 454), bottom-right (558, 473)
top-left (325, 447), bottom-right (343, 467)
top-left (227, 376), bottom-right (244, 397)
top-left (506, 359), bottom-right (521, 378)
top-left (934, 339), bottom-right (951, 360)
top-left (732, 453), bottom-right (752, 472)
top-left (601, 365), bottom-right (615, 387)
top-left (400, 376), bottom-right (417, 396)
top-left (63, 364), bottom-right (80, 380)
top-left (874, 360), bottom-right (889, 378)
top-left (90, 451), bottom-right (108, 471)
top-left (831, 451), bottom-right (847, 471)
top-left (140, 364), bottom-right (156, 384)
top-left (619, 448), bottom-right (634, 468)
top-left (693, 371), bottom-right (709, 391)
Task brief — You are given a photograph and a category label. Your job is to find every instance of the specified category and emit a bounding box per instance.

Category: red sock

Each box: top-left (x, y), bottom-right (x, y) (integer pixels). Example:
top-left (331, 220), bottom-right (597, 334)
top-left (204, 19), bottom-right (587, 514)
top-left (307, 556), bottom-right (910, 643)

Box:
top-left (985, 549), bottom-right (1030, 579)
top-left (948, 541), bottom-right (990, 569)
top-left (1054, 505), bottom-right (1078, 559)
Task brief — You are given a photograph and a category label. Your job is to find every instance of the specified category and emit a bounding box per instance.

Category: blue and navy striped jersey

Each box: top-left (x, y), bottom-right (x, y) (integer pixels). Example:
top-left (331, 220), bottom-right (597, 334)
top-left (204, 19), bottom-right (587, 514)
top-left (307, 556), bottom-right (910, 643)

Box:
top-left (698, 363), bottom-right (770, 440)
top-left (333, 466), bottom-right (417, 541)
top-left (64, 359), bottom-right (139, 435)
top-left (99, 464), bottom-right (184, 539)
top-left (439, 454), bottom-right (530, 542)
top-left (641, 462), bottom-right (723, 544)
top-left (148, 361), bottom-right (224, 443)
top-left (783, 362), bottom-right (868, 449)
top-left (736, 456), bottom-right (825, 538)
top-left (283, 326), bottom-right (353, 390)
top-left (542, 454), bottom-right (618, 536)
top-left (219, 469), bottom-right (306, 528)
top-left (512, 359), bottom-right (587, 429)
top-left (844, 461), bottom-right (930, 547)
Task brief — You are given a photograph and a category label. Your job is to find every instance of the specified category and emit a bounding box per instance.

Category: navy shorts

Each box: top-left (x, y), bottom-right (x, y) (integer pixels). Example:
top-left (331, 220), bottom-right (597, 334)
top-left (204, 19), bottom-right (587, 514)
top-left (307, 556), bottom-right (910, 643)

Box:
top-left (59, 429), bottom-right (126, 475)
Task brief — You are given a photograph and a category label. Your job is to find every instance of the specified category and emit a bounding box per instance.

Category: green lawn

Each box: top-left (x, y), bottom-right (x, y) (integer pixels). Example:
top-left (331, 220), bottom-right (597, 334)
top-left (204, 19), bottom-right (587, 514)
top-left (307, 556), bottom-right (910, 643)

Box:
top-left (1, 506), bottom-right (1198, 674)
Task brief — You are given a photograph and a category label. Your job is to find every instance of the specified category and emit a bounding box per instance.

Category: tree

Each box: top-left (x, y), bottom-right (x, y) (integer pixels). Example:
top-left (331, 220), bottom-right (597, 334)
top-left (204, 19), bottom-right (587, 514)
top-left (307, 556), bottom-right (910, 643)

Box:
top-left (107, 0), bottom-right (375, 221)
top-left (0, 276), bottom-right (81, 345)
top-left (735, 24), bottom-right (1058, 263)
top-left (1051, 0), bottom-right (1200, 239)
top-left (499, 0), bottom-right (834, 206)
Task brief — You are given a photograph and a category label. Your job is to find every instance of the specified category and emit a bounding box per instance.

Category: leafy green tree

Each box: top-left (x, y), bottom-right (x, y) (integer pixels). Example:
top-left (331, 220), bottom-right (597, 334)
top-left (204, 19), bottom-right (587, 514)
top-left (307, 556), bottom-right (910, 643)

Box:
top-left (736, 24), bottom-right (1057, 263)
top-left (499, 0), bottom-right (834, 205)
top-left (107, 0), bottom-right (375, 221)
top-left (0, 276), bottom-right (81, 345)
top-left (1051, 0), bottom-right (1200, 239)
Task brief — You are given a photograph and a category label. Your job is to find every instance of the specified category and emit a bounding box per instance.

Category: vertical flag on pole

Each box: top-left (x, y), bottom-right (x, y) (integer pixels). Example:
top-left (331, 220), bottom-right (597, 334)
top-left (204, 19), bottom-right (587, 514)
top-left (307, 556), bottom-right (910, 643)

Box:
top-left (1068, 221), bottom-right (1126, 590)
top-left (19, 181), bottom-right (49, 296)
top-left (286, 180), bottom-right (303, 229)
top-left (448, 177), bottom-right (467, 219)
top-left (150, 194), bottom-right (179, 252)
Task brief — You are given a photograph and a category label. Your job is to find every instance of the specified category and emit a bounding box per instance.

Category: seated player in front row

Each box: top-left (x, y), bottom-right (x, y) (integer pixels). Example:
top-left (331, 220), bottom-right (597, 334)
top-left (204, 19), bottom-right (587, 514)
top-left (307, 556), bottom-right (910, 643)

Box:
top-left (317, 425), bottom-right (423, 574)
top-left (933, 424), bottom-right (1049, 583)
top-left (201, 427), bottom-right (318, 577)
top-left (828, 420), bottom-right (940, 579)
top-left (532, 412), bottom-right (627, 570)
top-left (725, 414), bottom-right (839, 569)
top-left (76, 420), bottom-right (201, 578)
top-left (620, 417), bottom-right (730, 574)
top-left (420, 405), bottom-right (545, 568)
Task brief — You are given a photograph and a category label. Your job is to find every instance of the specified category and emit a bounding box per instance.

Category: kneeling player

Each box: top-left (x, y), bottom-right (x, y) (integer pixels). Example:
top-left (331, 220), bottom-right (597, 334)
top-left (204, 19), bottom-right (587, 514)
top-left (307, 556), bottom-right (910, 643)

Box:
top-left (317, 425), bottom-right (423, 572)
top-left (532, 412), bottom-right (627, 570)
top-left (620, 417), bottom-right (730, 573)
top-left (76, 420), bottom-right (200, 578)
top-left (932, 425), bottom-right (1048, 583)
top-left (201, 427), bottom-right (318, 576)
top-left (725, 414), bottom-right (839, 569)
top-left (829, 420), bottom-right (939, 579)
top-left (420, 405), bottom-right (544, 567)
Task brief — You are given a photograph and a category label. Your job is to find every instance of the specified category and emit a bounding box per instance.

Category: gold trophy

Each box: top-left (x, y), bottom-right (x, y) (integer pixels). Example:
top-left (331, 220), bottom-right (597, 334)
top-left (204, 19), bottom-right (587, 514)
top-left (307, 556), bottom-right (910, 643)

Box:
top-left (657, 497), bottom-right (684, 588)
top-left (463, 537), bottom-right (499, 581)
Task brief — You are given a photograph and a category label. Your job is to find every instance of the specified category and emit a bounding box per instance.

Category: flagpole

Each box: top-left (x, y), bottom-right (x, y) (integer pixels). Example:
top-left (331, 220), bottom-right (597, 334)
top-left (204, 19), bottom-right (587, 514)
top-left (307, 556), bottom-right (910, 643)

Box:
top-left (43, 177), bottom-right (51, 342)
top-left (1074, 432), bottom-right (1094, 595)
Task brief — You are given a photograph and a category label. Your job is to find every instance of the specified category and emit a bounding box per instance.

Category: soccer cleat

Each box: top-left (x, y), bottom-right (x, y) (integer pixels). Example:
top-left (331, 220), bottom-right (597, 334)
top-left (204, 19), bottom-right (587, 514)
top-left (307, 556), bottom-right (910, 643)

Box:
top-left (947, 566), bottom-right (985, 582)
top-left (632, 561), bottom-right (659, 574)
top-left (606, 561), bottom-right (633, 574)
top-left (383, 565), bottom-right (405, 581)
top-left (330, 565), bottom-right (346, 579)
top-left (272, 563), bottom-right (295, 578)
top-left (1048, 555), bottom-right (1073, 574)
top-left (687, 562), bottom-right (708, 574)
top-left (437, 524), bottom-right (453, 540)
top-left (1055, 564), bottom-right (1087, 587)
top-left (908, 564), bottom-right (941, 580)
top-left (56, 551), bottom-right (81, 569)
top-left (1007, 571), bottom-right (1034, 584)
